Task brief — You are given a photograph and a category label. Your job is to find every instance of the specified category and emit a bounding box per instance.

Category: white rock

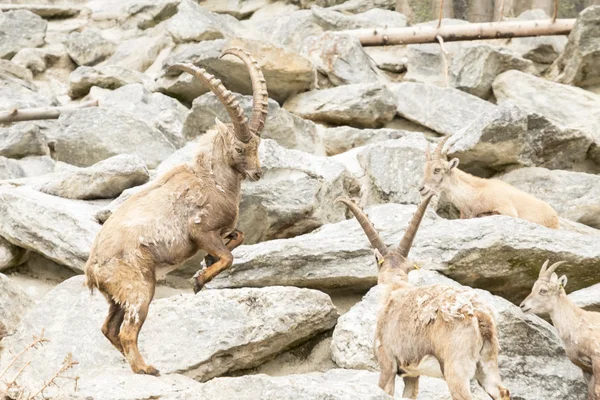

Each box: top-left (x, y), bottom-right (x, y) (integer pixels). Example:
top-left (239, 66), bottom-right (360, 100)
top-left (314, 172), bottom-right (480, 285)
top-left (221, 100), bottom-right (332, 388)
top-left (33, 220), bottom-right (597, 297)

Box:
top-left (65, 28), bottom-right (116, 67)
top-left (0, 273), bottom-right (34, 335)
top-left (68, 65), bottom-right (154, 98)
top-left (0, 10), bottom-right (46, 59)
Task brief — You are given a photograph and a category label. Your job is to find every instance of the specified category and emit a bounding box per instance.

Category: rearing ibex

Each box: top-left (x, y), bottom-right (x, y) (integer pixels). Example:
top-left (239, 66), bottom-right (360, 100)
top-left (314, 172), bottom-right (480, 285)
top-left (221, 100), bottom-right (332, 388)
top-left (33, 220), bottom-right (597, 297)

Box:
top-left (84, 48), bottom-right (269, 376)
top-left (521, 261), bottom-right (600, 400)
top-left (335, 195), bottom-right (510, 400)
top-left (419, 137), bottom-right (559, 229)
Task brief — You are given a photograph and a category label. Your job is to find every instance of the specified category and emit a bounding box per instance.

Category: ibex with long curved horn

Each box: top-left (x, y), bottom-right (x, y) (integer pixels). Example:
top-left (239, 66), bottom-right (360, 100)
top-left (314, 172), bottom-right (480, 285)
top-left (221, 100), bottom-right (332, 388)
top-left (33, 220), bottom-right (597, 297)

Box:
top-left (335, 195), bottom-right (510, 399)
top-left (521, 260), bottom-right (600, 400)
top-left (419, 136), bottom-right (559, 229)
top-left (84, 48), bottom-right (269, 376)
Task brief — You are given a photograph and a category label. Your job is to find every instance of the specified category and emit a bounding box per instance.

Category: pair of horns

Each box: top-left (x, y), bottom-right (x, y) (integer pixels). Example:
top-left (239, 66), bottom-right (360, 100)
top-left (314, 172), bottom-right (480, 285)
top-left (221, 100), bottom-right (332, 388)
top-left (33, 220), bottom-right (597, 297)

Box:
top-left (425, 136), bottom-right (451, 161)
top-left (335, 193), bottom-right (434, 259)
top-left (539, 260), bottom-right (567, 280)
top-left (168, 48), bottom-right (269, 143)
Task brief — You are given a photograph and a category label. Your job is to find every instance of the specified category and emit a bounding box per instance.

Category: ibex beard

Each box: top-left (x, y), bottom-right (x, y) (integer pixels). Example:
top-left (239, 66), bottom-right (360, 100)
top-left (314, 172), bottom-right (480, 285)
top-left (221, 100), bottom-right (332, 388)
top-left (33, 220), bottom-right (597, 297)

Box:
top-left (84, 48), bottom-right (269, 376)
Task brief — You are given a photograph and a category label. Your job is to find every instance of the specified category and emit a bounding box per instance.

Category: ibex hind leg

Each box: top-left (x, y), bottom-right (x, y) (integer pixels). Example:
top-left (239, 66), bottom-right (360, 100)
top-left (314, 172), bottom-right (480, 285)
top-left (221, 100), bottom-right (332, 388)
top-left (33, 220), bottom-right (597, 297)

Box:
top-left (444, 360), bottom-right (476, 400)
top-left (376, 346), bottom-right (396, 396)
top-left (101, 297), bottom-right (125, 354)
top-left (402, 376), bottom-right (419, 399)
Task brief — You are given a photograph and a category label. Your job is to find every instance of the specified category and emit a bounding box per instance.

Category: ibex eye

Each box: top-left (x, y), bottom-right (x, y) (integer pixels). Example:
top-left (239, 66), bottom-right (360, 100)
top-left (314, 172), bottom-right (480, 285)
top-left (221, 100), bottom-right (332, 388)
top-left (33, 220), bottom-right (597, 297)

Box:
top-left (540, 289), bottom-right (548, 295)
top-left (434, 168), bottom-right (441, 174)
top-left (236, 148), bottom-right (243, 154)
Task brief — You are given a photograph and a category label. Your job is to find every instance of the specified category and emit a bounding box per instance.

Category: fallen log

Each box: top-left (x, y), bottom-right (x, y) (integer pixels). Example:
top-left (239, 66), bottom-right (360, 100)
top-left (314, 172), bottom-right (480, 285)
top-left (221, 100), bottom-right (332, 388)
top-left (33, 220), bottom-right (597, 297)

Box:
top-left (0, 100), bottom-right (99, 124)
top-left (341, 18), bottom-right (575, 46)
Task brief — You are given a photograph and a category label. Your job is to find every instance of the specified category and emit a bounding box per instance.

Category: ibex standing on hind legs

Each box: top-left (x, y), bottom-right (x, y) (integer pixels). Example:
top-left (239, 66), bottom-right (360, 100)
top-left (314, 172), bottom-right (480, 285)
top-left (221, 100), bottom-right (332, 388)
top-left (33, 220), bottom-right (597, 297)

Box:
top-left (521, 260), bottom-right (600, 400)
top-left (84, 48), bottom-right (269, 376)
top-left (419, 137), bottom-right (559, 229)
top-left (335, 195), bottom-right (510, 400)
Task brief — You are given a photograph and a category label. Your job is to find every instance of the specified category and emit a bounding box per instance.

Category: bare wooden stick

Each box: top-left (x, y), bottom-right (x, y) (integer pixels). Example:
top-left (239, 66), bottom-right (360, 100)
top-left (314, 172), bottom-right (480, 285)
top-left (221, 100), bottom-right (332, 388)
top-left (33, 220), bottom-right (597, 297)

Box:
top-left (553, 0), bottom-right (559, 22)
top-left (341, 18), bottom-right (575, 46)
top-left (437, 0), bottom-right (444, 29)
top-left (0, 100), bottom-right (98, 124)
top-left (498, 0), bottom-right (505, 21)
top-left (436, 35), bottom-right (450, 87)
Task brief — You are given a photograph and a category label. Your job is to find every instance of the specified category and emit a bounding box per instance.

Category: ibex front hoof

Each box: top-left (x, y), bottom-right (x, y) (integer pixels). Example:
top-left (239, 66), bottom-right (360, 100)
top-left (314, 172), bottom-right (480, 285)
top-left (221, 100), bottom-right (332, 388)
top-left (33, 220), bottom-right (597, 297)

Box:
top-left (193, 276), bottom-right (206, 294)
top-left (134, 365), bottom-right (160, 377)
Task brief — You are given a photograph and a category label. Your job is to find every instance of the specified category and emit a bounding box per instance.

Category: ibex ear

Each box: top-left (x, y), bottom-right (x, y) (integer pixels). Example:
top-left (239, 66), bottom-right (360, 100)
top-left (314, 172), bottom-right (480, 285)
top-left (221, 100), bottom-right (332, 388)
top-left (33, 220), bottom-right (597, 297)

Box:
top-left (373, 249), bottom-right (384, 267)
top-left (215, 117), bottom-right (229, 136)
top-left (558, 275), bottom-right (568, 289)
top-left (448, 158), bottom-right (459, 170)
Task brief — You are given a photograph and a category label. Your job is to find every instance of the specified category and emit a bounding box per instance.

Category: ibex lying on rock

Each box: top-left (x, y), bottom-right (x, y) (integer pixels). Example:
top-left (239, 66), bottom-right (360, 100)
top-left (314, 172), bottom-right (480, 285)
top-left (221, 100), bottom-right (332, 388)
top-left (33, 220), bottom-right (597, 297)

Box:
top-left (521, 261), bottom-right (600, 400)
top-left (84, 48), bottom-right (269, 376)
top-left (336, 195), bottom-right (510, 400)
top-left (419, 137), bottom-right (559, 229)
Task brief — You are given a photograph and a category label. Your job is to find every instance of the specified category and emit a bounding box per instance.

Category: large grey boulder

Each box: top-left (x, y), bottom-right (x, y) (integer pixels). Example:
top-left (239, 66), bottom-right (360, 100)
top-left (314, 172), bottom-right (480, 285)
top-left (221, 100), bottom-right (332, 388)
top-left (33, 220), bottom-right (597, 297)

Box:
top-left (449, 103), bottom-right (596, 176)
top-left (102, 31), bottom-right (172, 72)
top-left (450, 44), bottom-right (534, 99)
top-left (547, 5), bottom-right (600, 88)
top-left (0, 10), bottom-right (46, 59)
top-left (158, 37), bottom-right (315, 104)
top-left (0, 276), bottom-right (338, 396)
top-left (11, 45), bottom-right (66, 75)
top-left (53, 107), bottom-right (175, 168)
top-left (3, 154), bottom-right (149, 200)
top-left (311, 6), bottom-right (407, 30)
top-left (199, 0), bottom-right (268, 19)
top-left (0, 157), bottom-right (25, 180)
top-left (0, 187), bottom-right (100, 272)
top-left (0, 60), bottom-right (56, 109)
top-left (86, 0), bottom-right (180, 30)
top-left (499, 167), bottom-right (600, 229)
top-left (283, 83), bottom-right (396, 128)
top-left (331, 270), bottom-right (587, 400)
top-left (493, 70), bottom-right (600, 163)
top-left (0, 122), bottom-right (49, 159)
top-left (0, 273), bottom-right (34, 335)
top-left (68, 65), bottom-right (153, 98)
top-left (249, 10), bottom-right (324, 53)
top-left (10, 155), bottom-right (55, 178)
top-left (0, 236), bottom-right (27, 271)
top-left (389, 82), bottom-right (496, 136)
top-left (182, 92), bottom-right (324, 154)
top-left (321, 126), bottom-right (413, 156)
top-left (92, 84), bottom-right (188, 148)
top-left (65, 28), bottom-right (116, 67)
top-left (569, 283), bottom-right (600, 312)
top-left (165, 0), bottom-right (245, 43)
top-left (301, 32), bottom-right (383, 87)
top-left (208, 203), bottom-right (600, 303)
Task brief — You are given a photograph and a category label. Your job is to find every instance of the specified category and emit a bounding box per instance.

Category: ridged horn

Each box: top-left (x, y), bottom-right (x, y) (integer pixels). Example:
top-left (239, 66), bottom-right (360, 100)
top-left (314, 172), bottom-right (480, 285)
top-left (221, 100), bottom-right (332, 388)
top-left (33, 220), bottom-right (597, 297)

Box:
top-left (540, 260), bottom-right (567, 280)
top-left (335, 197), bottom-right (388, 256)
top-left (220, 48), bottom-right (269, 136)
top-left (433, 136), bottom-right (451, 160)
top-left (168, 63), bottom-right (252, 143)
top-left (398, 192), bottom-right (435, 258)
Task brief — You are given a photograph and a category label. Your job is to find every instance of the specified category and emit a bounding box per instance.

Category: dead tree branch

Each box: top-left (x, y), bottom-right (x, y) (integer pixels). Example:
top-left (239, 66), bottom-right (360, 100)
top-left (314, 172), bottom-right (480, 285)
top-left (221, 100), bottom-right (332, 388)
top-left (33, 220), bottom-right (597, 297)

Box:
top-left (0, 100), bottom-right (98, 124)
top-left (0, 331), bottom-right (48, 382)
top-left (29, 353), bottom-right (78, 400)
top-left (437, 0), bottom-right (444, 29)
top-left (436, 35), bottom-right (450, 87)
top-left (341, 18), bottom-right (574, 46)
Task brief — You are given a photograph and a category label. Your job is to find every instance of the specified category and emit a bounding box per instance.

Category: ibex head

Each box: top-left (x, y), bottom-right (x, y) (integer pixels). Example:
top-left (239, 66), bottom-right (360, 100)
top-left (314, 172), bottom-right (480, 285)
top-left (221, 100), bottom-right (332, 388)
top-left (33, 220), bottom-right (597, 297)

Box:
top-left (335, 193), bottom-right (434, 285)
top-left (520, 260), bottom-right (568, 315)
top-left (419, 136), bottom-right (459, 197)
top-left (168, 48), bottom-right (269, 182)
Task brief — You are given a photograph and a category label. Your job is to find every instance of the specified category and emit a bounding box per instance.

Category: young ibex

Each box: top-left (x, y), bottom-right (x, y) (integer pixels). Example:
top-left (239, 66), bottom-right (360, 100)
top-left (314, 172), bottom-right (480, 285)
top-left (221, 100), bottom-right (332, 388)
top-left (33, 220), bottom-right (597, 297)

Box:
top-left (336, 195), bottom-right (510, 400)
top-left (419, 137), bottom-right (559, 229)
top-left (521, 261), bottom-right (600, 400)
top-left (84, 48), bottom-right (269, 376)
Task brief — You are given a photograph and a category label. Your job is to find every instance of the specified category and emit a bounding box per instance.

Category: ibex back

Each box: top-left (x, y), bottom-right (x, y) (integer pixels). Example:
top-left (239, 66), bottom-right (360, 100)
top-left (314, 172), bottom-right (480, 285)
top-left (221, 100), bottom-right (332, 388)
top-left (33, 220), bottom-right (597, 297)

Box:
top-left (84, 48), bottom-right (269, 376)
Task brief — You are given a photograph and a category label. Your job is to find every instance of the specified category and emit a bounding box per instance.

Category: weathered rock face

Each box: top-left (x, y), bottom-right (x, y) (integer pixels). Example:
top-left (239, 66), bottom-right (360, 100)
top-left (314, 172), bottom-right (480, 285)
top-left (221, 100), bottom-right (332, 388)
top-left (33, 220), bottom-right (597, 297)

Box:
top-left (249, 10), bottom-right (324, 53)
top-left (499, 167), bottom-right (600, 229)
top-left (450, 44), bottom-right (534, 99)
top-left (158, 37), bottom-right (315, 104)
top-left (0, 60), bottom-right (56, 109)
top-left (389, 82), bottom-right (496, 137)
top-left (199, 0), bottom-right (268, 19)
top-left (547, 5), bottom-right (600, 88)
top-left (65, 28), bottom-right (116, 67)
top-left (0, 236), bottom-right (27, 271)
top-left (492, 69), bottom-right (600, 164)
top-left (283, 83), bottom-right (396, 128)
top-left (102, 31), bottom-right (172, 72)
top-left (208, 203), bottom-right (600, 302)
top-left (0, 276), bottom-right (338, 396)
top-left (0, 10), bottom-right (47, 59)
top-left (0, 157), bottom-right (25, 180)
top-left (301, 32), bottom-right (383, 87)
top-left (311, 6), bottom-right (407, 30)
top-left (331, 270), bottom-right (587, 400)
top-left (182, 93), bottom-right (324, 154)
top-left (449, 104), bottom-right (596, 176)
top-left (12, 45), bottom-right (66, 75)
top-left (569, 283), bottom-right (600, 312)
top-left (86, 0), bottom-right (180, 29)
top-left (0, 273), bottom-right (34, 335)
top-left (321, 126), bottom-right (413, 156)
top-left (0, 123), bottom-right (49, 159)
top-left (0, 187), bottom-right (100, 272)
top-left (53, 107), bottom-right (175, 168)
top-left (4, 154), bottom-right (149, 200)
top-left (68, 65), bottom-right (153, 98)
top-left (92, 84), bottom-right (188, 148)
top-left (12, 155), bottom-right (56, 178)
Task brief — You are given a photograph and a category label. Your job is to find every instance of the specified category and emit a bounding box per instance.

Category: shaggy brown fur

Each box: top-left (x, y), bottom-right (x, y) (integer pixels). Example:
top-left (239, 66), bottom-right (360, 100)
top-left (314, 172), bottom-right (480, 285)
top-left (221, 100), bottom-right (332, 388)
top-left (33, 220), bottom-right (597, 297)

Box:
top-left (84, 48), bottom-right (269, 376)
top-left (336, 195), bottom-right (510, 400)
top-left (419, 137), bottom-right (559, 229)
top-left (521, 261), bottom-right (600, 399)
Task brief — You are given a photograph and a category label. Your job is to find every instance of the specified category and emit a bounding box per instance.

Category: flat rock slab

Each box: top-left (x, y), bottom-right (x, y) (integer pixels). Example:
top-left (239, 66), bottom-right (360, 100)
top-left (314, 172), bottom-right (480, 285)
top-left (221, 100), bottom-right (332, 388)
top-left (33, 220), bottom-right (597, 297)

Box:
top-left (331, 270), bottom-right (587, 400)
top-left (569, 283), bottom-right (600, 313)
top-left (0, 10), bottom-right (46, 59)
top-left (321, 126), bottom-right (413, 156)
top-left (0, 187), bottom-right (101, 272)
top-left (208, 203), bottom-right (600, 302)
top-left (0, 276), bottom-right (338, 397)
top-left (0, 273), bottom-right (34, 335)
